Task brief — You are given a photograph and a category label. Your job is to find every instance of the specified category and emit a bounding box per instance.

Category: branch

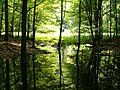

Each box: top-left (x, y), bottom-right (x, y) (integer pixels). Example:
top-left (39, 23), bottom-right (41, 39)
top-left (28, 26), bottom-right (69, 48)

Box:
top-left (8, 1), bottom-right (43, 14)
top-left (8, 4), bottom-right (21, 14)
top-left (27, 1), bottom-right (43, 12)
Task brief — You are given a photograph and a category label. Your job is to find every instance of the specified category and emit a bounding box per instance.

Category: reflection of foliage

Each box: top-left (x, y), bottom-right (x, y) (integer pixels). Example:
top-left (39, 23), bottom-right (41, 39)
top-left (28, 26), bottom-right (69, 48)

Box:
top-left (34, 53), bottom-right (59, 89)
top-left (61, 45), bottom-right (92, 89)
top-left (1, 43), bottom-right (120, 89)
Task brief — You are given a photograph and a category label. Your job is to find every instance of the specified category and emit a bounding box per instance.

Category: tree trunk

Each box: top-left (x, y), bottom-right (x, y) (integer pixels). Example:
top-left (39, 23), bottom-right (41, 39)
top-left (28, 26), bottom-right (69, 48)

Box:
top-left (94, 0), bottom-right (99, 44)
top-left (18, 20), bottom-right (20, 38)
top-left (27, 13), bottom-right (30, 39)
top-left (32, 0), bottom-right (37, 48)
top-left (57, 0), bottom-right (63, 89)
top-left (10, 0), bottom-right (15, 37)
top-left (86, 0), bottom-right (95, 46)
top-left (115, 0), bottom-right (117, 37)
top-left (75, 0), bottom-right (81, 89)
top-left (0, 1), bottom-right (3, 36)
top-left (110, 0), bottom-right (112, 39)
top-left (98, 0), bottom-right (103, 43)
top-left (4, 0), bottom-right (9, 41)
top-left (21, 0), bottom-right (27, 89)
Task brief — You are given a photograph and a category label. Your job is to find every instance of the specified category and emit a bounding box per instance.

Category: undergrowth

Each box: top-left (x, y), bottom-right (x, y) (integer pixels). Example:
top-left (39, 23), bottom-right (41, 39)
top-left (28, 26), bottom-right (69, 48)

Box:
top-left (35, 35), bottom-right (91, 46)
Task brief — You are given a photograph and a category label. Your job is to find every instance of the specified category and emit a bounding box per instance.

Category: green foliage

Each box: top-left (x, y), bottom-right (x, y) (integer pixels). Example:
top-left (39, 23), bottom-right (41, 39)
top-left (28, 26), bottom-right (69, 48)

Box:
top-left (35, 34), bottom-right (92, 47)
top-left (35, 35), bottom-right (59, 46)
top-left (37, 29), bottom-right (56, 34)
top-left (1, 0), bottom-right (120, 89)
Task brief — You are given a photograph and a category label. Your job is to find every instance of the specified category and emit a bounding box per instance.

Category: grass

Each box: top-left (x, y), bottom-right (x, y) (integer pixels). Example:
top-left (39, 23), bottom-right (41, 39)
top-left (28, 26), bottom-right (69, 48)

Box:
top-left (35, 36), bottom-right (59, 46)
top-left (35, 35), bottom-right (92, 46)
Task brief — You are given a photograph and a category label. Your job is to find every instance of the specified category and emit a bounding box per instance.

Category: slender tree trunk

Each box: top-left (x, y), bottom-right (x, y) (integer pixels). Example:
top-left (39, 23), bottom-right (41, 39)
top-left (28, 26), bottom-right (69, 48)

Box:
top-left (93, 0), bottom-right (103, 44)
top-left (32, 0), bottom-right (37, 48)
top-left (27, 13), bottom-right (30, 39)
top-left (4, 0), bottom-right (9, 41)
top-left (57, 0), bottom-right (63, 89)
top-left (98, 0), bottom-right (103, 43)
top-left (11, 0), bottom-right (15, 37)
top-left (21, 0), bottom-right (27, 89)
top-left (94, 0), bottom-right (99, 44)
top-left (18, 20), bottom-right (20, 38)
top-left (110, 0), bottom-right (112, 39)
top-left (63, 0), bottom-right (66, 18)
top-left (0, 2), bottom-right (3, 36)
top-left (85, 0), bottom-right (95, 46)
top-left (115, 0), bottom-right (117, 37)
top-left (75, 0), bottom-right (81, 90)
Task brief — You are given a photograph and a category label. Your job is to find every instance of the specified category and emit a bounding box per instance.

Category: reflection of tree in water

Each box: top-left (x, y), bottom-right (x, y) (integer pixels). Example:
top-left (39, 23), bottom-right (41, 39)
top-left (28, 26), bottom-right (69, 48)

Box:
top-left (0, 52), bottom-right (59, 90)
top-left (82, 48), bottom-right (120, 90)
top-left (1, 45), bottom-right (120, 89)
top-left (83, 49), bottom-right (100, 90)
top-left (0, 57), bottom-right (5, 90)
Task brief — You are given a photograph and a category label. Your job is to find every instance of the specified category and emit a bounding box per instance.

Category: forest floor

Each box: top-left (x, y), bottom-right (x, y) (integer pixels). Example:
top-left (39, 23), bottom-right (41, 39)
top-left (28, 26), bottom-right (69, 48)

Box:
top-left (0, 35), bottom-right (51, 59)
top-left (0, 30), bottom-right (75, 59)
top-left (1, 33), bottom-right (120, 59)
top-left (92, 38), bottom-right (120, 52)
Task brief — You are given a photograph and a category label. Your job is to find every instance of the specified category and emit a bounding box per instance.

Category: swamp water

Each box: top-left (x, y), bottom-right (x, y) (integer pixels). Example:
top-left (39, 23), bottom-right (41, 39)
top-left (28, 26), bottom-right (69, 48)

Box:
top-left (0, 45), bottom-right (120, 90)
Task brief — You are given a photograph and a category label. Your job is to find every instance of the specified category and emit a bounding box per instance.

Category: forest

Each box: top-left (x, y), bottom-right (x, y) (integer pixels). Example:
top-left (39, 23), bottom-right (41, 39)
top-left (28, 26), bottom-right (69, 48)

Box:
top-left (0, 0), bottom-right (120, 90)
